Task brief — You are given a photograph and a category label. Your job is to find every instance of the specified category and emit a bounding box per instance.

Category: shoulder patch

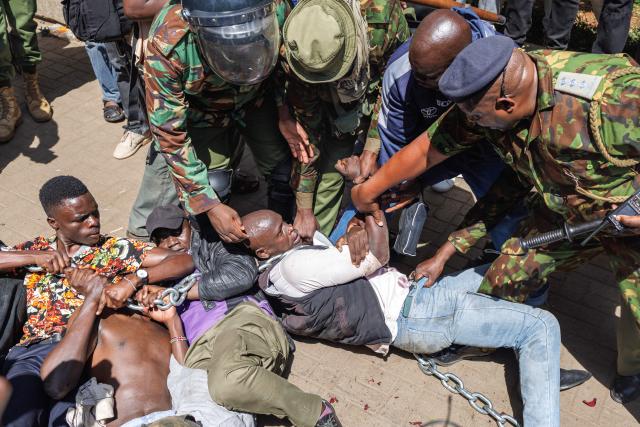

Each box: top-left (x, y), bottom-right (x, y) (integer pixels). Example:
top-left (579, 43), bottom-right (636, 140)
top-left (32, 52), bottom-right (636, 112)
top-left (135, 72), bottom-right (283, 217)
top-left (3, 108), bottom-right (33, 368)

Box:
top-left (554, 72), bottom-right (603, 100)
top-left (150, 3), bottom-right (191, 57)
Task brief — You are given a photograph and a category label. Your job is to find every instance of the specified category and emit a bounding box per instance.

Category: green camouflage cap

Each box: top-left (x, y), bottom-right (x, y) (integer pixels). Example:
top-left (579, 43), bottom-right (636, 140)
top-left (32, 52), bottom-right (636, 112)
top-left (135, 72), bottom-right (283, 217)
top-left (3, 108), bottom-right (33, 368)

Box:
top-left (283, 0), bottom-right (357, 83)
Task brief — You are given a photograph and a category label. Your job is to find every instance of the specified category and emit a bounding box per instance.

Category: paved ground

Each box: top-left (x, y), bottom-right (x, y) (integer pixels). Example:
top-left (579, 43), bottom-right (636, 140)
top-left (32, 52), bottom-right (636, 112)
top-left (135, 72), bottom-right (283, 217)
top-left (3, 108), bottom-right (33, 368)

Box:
top-left (1, 33), bottom-right (640, 426)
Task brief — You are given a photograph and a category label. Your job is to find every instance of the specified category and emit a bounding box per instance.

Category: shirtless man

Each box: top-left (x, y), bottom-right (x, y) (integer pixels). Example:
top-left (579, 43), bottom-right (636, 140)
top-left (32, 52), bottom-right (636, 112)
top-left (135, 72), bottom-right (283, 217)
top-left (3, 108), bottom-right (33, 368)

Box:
top-left (41, 263), bottom-right (254, 426)
top-left (242, 209), bottom-right (589, 427)
top-left (0, 175), bottom-right (193, 427)
top-left (40, 268), bottom-right (182, 426)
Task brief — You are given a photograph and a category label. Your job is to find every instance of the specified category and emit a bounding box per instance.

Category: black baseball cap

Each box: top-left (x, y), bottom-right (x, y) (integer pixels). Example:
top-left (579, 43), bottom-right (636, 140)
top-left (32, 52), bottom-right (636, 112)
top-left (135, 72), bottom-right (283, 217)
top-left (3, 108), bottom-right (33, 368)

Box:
top-left (146, 205), bottom-right (186, 238)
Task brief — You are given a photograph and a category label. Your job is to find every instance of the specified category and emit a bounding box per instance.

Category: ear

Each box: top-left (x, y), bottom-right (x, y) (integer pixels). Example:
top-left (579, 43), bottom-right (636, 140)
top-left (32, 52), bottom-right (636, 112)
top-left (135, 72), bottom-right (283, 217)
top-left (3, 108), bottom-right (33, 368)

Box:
top-left (255, 247), bottom-right (270, 260)
top-left (47, 217), bottom-right (59, 231)
top-left (496, 96), bottom-right (516, 113)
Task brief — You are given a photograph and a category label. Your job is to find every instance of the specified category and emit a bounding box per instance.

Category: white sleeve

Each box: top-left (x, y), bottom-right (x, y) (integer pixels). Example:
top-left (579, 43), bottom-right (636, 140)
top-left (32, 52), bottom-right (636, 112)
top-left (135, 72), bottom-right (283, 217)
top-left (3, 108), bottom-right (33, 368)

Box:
top-left (268, 245), bottom-right (382, 298)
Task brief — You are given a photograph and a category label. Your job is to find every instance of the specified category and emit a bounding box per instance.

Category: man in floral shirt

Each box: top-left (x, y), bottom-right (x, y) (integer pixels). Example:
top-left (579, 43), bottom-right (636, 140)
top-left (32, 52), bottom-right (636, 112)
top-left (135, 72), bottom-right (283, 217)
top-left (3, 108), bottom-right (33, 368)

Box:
top-left (0, 175), bottom-right (194, 427)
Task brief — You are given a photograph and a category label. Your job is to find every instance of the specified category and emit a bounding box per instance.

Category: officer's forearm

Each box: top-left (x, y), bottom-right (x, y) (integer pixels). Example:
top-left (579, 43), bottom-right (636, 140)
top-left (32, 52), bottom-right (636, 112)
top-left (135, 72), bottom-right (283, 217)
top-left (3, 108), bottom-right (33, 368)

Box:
top-left (358, 132), bottom-right (441, 202)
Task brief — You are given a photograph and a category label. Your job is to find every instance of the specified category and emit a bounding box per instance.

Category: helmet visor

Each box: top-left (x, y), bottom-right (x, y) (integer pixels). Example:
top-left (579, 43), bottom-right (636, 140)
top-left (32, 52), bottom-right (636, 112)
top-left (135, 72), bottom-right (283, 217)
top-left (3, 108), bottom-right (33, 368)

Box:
top-left (193, 11), bottom-right (279, 85)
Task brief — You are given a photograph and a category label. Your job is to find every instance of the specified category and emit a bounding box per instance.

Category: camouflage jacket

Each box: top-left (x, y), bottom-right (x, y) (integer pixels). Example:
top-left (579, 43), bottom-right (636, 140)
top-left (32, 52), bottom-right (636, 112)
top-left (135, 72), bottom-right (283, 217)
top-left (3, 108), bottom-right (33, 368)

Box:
top-left (430, 50), bottom-right (640, 253)
top-left (287, 0), bottom-right (410, 207)
top-left (145, 0), bottom-right (289, 215)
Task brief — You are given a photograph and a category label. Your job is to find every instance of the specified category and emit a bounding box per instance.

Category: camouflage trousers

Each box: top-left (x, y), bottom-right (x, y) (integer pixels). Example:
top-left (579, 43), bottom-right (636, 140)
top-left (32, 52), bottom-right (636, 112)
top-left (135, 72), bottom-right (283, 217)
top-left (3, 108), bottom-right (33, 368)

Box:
top-left (478, 222), bottom-right (640, 375)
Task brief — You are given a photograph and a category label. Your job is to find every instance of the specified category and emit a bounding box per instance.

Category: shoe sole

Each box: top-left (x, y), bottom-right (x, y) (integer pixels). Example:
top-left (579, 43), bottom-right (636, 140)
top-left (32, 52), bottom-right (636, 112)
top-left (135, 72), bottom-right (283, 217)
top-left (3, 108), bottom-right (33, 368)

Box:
top-left (0, 115), bottom-right (23, 143)
top-left (113, 137), bottom-right (152, 160)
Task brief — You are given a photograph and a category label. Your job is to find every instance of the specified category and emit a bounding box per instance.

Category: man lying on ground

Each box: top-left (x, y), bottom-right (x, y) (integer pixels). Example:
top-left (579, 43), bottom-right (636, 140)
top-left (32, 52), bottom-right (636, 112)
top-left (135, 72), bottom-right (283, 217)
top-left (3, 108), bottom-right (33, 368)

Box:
top-left (136, 205), bottom-right (341, 427)
top-left (0, 175), bottom-right (192, 427)
top-left (242, 209), bottom-right (590, 427)
top-left (40, 266), bottom-right (254, 427)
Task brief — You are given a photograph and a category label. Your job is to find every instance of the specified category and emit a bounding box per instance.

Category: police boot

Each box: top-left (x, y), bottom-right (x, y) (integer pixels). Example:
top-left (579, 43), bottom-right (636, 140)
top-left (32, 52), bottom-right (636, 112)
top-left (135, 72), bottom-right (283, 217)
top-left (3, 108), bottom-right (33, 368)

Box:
top-left (23, 72), bottom-right (52, 122)
top-left (0, 86), bottom-right (22, 143)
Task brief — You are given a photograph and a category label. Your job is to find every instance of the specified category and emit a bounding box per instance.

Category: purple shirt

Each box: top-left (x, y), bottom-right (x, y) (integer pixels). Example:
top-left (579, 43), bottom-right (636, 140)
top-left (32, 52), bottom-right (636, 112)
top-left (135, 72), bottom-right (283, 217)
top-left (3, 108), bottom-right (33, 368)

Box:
top-left (179, 297), bottom-right (275, 344)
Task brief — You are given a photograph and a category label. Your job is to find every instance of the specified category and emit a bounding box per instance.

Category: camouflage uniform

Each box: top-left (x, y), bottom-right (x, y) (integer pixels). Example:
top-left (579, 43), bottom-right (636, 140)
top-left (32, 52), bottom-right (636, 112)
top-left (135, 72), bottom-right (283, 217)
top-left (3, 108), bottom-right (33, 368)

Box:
top-left (285, 0), bottom-right (409, 234)
top-left (144, 0), bottom-right (291, 216)
top-left (429, 50), bottom-right (640, 374)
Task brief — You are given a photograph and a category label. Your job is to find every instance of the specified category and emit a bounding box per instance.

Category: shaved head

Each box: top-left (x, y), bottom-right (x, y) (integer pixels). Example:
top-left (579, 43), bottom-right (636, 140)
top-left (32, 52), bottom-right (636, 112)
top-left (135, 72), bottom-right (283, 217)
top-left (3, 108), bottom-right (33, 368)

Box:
top-left (409, 10), bottom-right (472, 89)
top-left (242, 210), bottom-right (301, 259)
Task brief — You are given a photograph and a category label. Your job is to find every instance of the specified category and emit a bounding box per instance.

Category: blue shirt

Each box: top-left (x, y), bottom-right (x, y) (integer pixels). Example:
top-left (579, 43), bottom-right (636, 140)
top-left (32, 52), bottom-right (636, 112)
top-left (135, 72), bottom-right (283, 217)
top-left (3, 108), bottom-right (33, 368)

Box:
top-left (377, 7), bottom-right (496, 165)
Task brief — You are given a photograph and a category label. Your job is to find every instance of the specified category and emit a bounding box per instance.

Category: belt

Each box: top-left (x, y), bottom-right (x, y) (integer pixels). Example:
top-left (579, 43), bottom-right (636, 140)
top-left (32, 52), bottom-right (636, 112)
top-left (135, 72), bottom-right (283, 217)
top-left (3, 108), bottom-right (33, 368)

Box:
top-left (401, 282), bottom-right (419, 317)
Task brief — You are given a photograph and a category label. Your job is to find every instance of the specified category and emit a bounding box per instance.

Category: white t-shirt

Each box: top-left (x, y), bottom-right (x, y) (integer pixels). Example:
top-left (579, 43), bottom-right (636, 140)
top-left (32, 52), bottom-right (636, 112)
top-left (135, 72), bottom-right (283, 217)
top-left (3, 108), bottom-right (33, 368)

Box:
top-left (265, 232), bottom-right (410, 340)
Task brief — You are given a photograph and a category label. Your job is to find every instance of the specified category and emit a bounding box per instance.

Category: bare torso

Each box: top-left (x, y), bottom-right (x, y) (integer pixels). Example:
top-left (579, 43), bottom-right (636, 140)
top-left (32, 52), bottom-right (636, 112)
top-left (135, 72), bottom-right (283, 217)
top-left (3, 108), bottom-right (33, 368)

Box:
top-left (91, 312), bottom-right (172, 426)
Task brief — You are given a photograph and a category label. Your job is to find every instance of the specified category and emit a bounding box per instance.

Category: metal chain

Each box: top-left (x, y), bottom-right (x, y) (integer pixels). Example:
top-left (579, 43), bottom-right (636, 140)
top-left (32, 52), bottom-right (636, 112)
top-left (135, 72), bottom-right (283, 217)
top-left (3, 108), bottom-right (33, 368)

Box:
top-left (127, 272), bottom-right (201, 312)
top-left (415, 354), bottom-right (520, 427)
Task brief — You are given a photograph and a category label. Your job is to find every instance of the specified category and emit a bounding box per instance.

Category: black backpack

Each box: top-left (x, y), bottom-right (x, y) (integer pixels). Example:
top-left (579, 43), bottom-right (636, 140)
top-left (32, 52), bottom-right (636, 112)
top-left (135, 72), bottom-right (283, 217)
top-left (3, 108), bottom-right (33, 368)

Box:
top-left (62, 0), bottom-right (133, 42)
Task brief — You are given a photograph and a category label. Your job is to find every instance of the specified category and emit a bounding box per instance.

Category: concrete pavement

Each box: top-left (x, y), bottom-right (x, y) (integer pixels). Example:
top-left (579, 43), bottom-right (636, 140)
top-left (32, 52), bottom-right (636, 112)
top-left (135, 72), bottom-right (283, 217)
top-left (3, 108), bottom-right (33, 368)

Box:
top-left (1, 33), bottom-right (639, 426)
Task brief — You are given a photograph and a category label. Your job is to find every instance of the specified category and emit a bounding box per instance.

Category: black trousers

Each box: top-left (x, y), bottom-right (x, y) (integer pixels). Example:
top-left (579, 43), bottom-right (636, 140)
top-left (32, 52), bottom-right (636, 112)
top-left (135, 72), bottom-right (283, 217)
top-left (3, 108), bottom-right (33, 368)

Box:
top-left (2, 340), bottom-right (75, 427)
top-left (503, 0), bottom-right (579, 49)
top-left (592, 0), bottom-right (634, 54)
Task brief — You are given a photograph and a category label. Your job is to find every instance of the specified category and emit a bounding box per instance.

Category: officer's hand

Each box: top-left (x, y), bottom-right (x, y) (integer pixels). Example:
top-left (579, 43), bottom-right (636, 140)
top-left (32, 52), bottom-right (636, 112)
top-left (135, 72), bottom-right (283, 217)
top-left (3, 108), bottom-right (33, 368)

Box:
top-left (412, 257), bottom-right (445, 288)
top-left (335, 156), bottom-right (361, 181)
top-left (411, 241), bottom-right (456, 287)
top-left (278, 109), bottom-right (313, 164)
top-left (293, 208), bottom-right (319, 243)
top-left (616, 215), bottom-right (640, 230)
top-left (354, 150), bottom-right (378, 184)
top-left (206, 204), bottom-right (248, 243)
top-left (351, 184), bottom-right (384, 226)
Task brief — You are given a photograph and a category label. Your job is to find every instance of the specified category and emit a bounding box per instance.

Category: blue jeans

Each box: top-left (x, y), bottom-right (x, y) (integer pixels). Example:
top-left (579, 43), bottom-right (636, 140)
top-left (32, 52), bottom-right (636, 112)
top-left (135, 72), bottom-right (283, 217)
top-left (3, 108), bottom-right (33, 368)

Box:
top-left (85, 42), bottom-right (121, 104)
top-left (393, 266), bottom-right (560, 427)
top-left (2, 340), bottom-right (75, 427)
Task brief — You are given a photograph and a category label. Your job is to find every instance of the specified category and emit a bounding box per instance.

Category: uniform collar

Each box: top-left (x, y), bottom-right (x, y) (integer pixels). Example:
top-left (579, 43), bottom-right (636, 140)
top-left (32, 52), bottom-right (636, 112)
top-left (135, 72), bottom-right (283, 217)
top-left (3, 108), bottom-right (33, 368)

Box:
top-left (521, 51), bottom-right (555, 143)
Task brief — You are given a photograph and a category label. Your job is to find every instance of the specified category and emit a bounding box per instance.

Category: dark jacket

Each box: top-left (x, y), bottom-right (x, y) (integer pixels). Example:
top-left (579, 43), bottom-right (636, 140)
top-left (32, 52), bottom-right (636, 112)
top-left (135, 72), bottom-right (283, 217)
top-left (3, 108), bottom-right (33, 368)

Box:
top-left (189, 224), bottom-right (258, 308)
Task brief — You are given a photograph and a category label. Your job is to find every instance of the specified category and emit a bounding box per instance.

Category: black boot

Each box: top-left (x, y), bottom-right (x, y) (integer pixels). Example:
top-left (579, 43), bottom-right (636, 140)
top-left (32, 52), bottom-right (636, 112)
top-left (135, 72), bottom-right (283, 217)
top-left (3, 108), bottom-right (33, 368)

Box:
top-left (560, 368), bottom-right (591, 391)
top-left (430, 345), bottom-right (494, 366)
top-left (610, 373), bottom-right (640, 404)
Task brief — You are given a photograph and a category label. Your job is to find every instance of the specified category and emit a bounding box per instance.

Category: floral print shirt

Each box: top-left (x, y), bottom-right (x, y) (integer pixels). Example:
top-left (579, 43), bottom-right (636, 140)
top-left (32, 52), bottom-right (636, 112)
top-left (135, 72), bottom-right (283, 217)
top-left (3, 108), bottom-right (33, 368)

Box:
top-left (11, 235), bottom-right (152, 346)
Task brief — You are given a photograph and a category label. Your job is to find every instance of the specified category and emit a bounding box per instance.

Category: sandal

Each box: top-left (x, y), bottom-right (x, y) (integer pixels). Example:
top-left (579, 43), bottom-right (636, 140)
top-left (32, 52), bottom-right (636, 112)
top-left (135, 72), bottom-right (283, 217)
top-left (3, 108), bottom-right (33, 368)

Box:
top-left (103, 101), bottom-right (125, 123)
top-left (232, 169), bottom-right (260, 194)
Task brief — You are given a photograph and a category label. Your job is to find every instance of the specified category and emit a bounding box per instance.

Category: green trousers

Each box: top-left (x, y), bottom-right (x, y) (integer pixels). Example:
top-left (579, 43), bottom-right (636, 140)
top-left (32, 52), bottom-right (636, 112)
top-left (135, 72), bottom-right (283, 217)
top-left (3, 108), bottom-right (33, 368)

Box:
top-left (0, 0), bottom-right (40, 81)
top-left (184, 303), bottom-right (323, 427)
top-left (127, 97), bottom-right (290, 238)
top-left (298, 134), bottom-right (354, 235)
top-left (479, 213), bottom-right (640, 375)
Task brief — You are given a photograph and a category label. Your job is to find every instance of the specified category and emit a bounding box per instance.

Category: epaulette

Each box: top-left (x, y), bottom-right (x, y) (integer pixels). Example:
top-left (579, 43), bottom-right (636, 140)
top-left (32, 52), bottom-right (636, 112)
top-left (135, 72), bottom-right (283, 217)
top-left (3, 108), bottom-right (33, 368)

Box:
top-left (553, 72), bottom-right (603, 100)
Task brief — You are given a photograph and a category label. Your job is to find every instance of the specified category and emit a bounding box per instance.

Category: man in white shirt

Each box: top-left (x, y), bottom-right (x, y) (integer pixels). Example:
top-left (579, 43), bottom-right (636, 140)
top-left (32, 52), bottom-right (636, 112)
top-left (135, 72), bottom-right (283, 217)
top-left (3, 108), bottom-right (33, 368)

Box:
top-left (243, 209), bottom-right (587, 427)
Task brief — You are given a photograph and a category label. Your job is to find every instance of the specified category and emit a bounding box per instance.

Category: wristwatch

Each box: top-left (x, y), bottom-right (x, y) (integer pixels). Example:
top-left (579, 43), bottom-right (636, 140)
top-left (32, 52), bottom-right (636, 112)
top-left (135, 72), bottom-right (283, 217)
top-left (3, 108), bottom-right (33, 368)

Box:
top-left (136, 269), bottom-right (149, 286)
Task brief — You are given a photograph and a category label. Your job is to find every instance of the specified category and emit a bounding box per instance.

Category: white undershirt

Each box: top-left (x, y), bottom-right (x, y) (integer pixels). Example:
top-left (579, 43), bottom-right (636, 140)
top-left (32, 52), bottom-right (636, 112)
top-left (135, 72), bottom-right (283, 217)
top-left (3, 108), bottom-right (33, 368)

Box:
top-left (266, 232), bottom-right (410, 339)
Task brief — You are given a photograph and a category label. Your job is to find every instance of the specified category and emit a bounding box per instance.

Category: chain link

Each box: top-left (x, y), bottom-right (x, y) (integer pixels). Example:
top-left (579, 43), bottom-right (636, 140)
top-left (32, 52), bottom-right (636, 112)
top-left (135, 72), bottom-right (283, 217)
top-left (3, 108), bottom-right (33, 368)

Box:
top-left (415, 354), bottom-right (520, 427)
top-left (127, 273), bottom-right (201, 311)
